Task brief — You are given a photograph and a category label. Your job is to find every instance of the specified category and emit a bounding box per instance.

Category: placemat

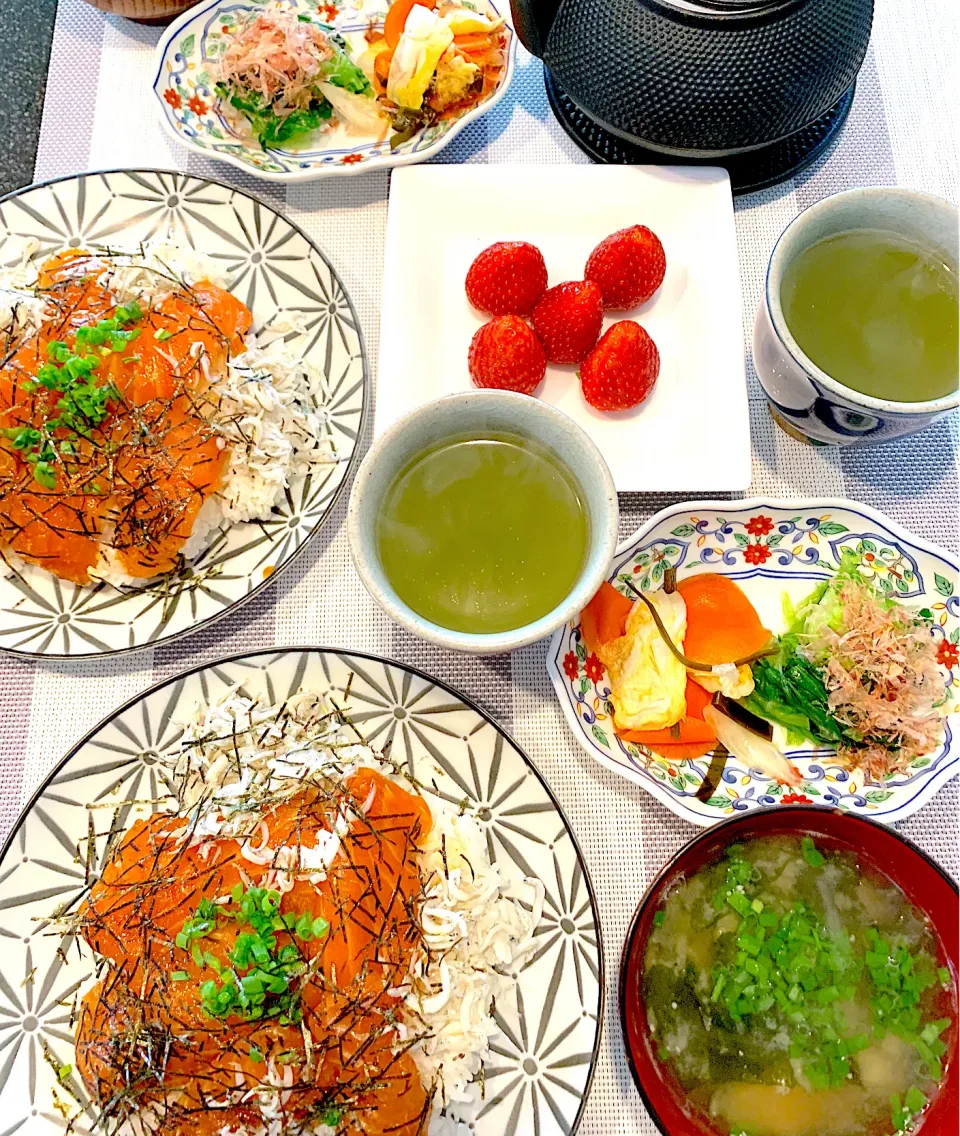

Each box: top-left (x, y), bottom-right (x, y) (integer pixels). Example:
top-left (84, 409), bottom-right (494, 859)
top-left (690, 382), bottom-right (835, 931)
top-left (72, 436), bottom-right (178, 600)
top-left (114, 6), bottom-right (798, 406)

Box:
top-left (2, 1), bottom-right (959, 1130)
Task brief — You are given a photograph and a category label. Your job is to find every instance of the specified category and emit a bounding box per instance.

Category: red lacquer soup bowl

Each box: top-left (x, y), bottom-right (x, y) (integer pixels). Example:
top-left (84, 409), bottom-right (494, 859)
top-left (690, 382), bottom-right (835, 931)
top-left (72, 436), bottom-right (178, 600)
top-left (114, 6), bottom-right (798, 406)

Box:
top-left (619, 805), bottom-right (959, 1136)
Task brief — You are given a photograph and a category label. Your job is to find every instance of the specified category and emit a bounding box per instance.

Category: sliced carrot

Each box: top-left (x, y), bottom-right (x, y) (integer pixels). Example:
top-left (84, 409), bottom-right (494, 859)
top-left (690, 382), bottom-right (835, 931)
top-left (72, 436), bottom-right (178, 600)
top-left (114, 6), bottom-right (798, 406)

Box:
top-left (373, 49), bottom-right (393, 93)
top-left (383, 0), bottom-right (436, 48)
top-left (455, 45), bottom-right (496, 65)
top-left (579, 596), bottom-right (600, 653)
top-left (677, 573), bottom-right (772, 665)
top-left (453, 31), bottom-right (495, 50)
top-left (621, 739), bottom-right (716, 762)
top-left (619, 718), bottom-right (717, 746)
top-left (580, 580), bottom-right (634, 653)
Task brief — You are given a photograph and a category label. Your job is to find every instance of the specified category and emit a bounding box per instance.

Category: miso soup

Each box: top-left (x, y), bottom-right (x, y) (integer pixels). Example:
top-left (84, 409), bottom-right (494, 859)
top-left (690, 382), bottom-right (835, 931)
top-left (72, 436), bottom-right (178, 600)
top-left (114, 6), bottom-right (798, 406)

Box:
top-left (643, 836), bottom-right (955, 1136)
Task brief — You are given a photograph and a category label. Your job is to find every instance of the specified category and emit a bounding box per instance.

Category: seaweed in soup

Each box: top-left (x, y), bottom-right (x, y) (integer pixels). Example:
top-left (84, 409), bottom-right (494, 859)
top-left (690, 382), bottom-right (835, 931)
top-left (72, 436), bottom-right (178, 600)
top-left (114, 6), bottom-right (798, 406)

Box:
top-left (642, 836), bottom-right (954, 1136)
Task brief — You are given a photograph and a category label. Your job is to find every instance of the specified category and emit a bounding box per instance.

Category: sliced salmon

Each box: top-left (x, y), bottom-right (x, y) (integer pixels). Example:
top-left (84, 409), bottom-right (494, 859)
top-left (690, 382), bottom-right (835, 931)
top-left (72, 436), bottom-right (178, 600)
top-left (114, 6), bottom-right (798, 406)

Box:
top-left (76, 772), bottom-right (434, 1134)
top-left (0, 250), bottom-right (253, 583)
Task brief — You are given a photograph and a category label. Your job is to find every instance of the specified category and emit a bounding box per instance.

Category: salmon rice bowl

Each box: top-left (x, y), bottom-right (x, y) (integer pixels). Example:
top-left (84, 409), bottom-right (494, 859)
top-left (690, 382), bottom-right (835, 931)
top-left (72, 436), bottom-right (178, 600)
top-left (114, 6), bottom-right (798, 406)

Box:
top-left (0, 239), bottom-right (335, 587)
top-left (66, 686), bottom-right (541, 1136)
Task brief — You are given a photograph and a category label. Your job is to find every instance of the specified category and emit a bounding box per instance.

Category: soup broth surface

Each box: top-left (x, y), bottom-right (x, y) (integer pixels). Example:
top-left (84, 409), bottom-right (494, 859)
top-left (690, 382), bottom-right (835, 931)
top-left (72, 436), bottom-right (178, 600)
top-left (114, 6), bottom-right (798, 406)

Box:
top-left (643, 835), bottom-right (954, 1136)
top-left (780, 229), bottom-right (959, 402)
top-left (376, 432), bottom-right (588, 634)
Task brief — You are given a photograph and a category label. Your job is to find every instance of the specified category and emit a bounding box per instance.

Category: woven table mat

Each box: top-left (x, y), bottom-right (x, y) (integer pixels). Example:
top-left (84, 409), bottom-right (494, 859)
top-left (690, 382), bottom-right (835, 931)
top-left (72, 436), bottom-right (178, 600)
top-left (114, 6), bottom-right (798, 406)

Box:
top-left (1, 0), bottom-right (958, 1129)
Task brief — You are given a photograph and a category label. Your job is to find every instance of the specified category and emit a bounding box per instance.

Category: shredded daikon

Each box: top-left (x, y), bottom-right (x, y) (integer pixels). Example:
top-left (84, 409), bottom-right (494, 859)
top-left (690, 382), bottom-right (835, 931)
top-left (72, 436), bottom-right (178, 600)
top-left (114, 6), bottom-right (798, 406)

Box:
top-left (0, 240), bottom-right (51, 343)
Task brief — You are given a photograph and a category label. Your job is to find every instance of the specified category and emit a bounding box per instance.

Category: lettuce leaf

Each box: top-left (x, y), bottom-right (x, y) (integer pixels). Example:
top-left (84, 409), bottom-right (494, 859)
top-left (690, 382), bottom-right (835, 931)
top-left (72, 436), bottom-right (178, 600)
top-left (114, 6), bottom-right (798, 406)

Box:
top-left (321, 46), bottom-right (373, 95)
top-left (789, 549), bottom-right (900, 640)
top-left (215, 83), bottom-right (333, 148)
top-left (318, 82), bottom-right (389, 133)
top-left (261, 102), bottom-right (333, 146)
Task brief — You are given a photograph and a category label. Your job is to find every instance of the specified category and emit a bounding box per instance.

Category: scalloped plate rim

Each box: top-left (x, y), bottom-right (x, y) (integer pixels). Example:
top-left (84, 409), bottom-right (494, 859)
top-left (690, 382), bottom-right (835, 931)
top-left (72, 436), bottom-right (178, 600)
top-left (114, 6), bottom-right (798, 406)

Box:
top-left (547, 496), bottom-right (960, 828)
top-left (151, 0), bottom-right (518, 182)
top-left (0, 168), bottom-right (370, 661)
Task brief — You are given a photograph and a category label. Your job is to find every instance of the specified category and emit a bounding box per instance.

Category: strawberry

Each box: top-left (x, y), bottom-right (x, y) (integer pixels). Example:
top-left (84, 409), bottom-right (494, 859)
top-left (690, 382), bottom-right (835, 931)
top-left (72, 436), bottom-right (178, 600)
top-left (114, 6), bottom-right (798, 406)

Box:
top-left (585, 225), bottom-right (666, 310)
top-left (579, 321), bottom-right (659, 411)
top-left (465, 241), bottom-right (548, 316)
top-left (468, 315), bottom-right (546, 394)
top-left (531, 280), bottom-right (604, 364)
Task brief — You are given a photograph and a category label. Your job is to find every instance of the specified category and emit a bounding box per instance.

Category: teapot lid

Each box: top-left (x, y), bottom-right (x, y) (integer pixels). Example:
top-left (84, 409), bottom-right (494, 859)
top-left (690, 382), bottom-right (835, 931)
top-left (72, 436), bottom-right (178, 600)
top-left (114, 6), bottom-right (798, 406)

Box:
top-left (651, 0), bottom-right (801, 17)
top-left (534, 0), bottom-right (872, 153)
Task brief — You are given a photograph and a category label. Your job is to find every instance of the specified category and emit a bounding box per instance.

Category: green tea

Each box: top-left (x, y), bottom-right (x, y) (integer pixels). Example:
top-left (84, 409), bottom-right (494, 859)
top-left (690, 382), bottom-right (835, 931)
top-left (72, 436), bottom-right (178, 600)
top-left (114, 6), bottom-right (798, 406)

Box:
top-left (780, 228), bottom-right (959, 402)
top-left (376, 432), bottom-right (588, 634)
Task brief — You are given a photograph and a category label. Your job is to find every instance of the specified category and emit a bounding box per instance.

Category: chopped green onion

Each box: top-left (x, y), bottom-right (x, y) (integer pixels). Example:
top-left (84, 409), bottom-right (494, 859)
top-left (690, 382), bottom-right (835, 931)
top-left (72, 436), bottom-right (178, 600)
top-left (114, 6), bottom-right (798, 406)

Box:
top-left (178, 884), bottom-right (322, 1024)
top-left (801, 836), bottom-right (825, 868)
top-left (905, 1085), bottom-right (926, 1114)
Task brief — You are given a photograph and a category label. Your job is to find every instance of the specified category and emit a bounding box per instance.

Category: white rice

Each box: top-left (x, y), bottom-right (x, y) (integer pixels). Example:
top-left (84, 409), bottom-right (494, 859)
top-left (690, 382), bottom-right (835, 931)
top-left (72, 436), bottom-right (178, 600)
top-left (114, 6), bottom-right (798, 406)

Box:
top-left (397, 813), bottom-right (542, 1106)
top-left (207, 334), bottom-right (332, 525)
top-left (0, 240), bottom-right (336, 587)
top-left (0, 237), bottom-right (50, 341)
top-left (171, 688), bottom-right (539, 1135)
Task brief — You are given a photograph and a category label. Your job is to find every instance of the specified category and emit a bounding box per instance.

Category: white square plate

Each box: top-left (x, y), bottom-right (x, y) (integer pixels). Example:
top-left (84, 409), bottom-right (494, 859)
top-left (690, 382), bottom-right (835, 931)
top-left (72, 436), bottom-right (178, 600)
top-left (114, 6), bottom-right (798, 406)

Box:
top-left (376, 164), bottom-right (751, 492)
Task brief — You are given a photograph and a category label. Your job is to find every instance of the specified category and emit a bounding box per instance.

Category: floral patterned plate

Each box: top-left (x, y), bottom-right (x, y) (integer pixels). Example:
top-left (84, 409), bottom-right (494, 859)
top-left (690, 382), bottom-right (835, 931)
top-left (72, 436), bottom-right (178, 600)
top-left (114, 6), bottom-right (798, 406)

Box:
top-left (0, 169), bottom-right (366, 659)
top-left (548, 498), bottom-right (959, 827)
top-left (153, 0), bottom-right (516, 181)
top-left (0, 648), bottom-right (601, 1135)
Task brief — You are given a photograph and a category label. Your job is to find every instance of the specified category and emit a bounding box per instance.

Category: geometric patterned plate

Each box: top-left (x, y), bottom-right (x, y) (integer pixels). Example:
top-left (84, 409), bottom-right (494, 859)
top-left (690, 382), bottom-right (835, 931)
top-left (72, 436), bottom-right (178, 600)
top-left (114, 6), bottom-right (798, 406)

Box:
top-left (153, 0), bottom-right (516, 182)
top-left (0, 648), bottom-right (602, 1134)
top-left (0, 170), bottom-right (366, 658)
top-left (549, 497), bottom-right (960, 828)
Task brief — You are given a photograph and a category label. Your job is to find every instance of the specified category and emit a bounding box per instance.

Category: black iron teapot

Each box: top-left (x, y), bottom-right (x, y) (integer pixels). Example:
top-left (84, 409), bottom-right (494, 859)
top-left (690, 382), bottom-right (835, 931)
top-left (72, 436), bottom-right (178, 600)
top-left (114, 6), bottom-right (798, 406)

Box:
top-left (509, 0), bottom-right (874, 192)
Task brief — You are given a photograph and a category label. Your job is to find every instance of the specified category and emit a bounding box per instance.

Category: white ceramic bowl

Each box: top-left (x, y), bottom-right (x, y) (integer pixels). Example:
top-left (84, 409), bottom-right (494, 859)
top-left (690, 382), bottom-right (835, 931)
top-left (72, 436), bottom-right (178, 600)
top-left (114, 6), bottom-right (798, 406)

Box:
top-left (754, 187), bottom-right (959, 445)
top-left (348, 391), bottom-right (619, 654)
top-left (152, 0), bottom-right (516, 181)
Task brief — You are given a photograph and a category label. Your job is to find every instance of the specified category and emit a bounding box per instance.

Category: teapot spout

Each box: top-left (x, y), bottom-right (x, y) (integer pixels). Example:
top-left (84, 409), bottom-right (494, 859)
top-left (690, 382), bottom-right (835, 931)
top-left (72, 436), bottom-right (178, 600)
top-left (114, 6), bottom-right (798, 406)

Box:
top-left (509, 0), bottom-right (561, 57)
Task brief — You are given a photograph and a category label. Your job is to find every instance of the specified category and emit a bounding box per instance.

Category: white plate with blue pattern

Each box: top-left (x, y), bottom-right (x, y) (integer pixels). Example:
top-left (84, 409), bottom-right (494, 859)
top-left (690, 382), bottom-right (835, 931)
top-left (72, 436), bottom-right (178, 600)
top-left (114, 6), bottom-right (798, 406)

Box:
top-left (153, 0), bottom-right (516, 181)
top-left (548, 498), bottom-right (960, 827)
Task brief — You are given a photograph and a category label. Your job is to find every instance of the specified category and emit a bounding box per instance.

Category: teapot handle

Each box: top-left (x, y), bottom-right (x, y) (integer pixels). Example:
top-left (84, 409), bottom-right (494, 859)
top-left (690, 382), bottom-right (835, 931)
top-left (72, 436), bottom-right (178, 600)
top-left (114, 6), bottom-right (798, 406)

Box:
top-left (508, 0), bottom-right (562, 57)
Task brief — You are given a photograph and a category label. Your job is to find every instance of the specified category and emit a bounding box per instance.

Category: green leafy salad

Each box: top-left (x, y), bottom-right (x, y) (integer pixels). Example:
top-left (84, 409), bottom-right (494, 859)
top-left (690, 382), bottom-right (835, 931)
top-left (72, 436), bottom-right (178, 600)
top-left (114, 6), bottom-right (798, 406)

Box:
top-left (213, 8), bottom-right (384, 149)
top-left (741, 552), bottom-right (950, 780)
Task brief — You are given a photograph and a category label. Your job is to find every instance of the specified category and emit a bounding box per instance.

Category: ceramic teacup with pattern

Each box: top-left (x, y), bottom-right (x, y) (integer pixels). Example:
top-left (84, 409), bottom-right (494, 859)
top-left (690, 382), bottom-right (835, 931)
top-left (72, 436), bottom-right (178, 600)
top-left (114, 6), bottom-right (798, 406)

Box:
top-left (754, 187), bottom-right (959, 446)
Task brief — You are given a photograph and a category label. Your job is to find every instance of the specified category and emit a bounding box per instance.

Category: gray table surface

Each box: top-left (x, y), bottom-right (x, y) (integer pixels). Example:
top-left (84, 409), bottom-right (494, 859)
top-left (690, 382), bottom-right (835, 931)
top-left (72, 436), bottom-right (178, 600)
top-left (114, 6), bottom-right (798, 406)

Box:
top-left (0, 0), bottom-right (57, 197)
